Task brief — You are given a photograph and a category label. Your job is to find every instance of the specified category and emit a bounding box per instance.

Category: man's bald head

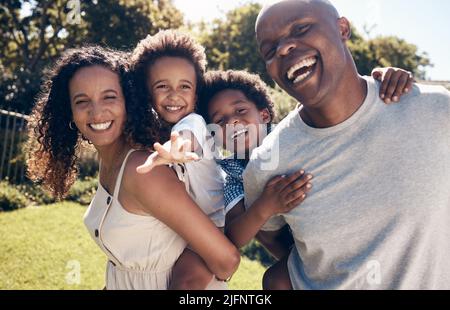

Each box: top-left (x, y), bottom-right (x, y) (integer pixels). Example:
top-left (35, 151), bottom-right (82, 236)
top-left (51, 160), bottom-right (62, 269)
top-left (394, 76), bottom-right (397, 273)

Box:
top-left (254, 0), bottom-right (357, 108)
top-left (256, 0), bottom-right (340, 33)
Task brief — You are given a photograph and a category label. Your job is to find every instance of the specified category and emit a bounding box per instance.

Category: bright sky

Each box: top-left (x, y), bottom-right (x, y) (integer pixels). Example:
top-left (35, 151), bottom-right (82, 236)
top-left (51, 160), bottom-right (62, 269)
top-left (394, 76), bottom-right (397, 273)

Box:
top-left (174, 0), bottom-right (450, 81)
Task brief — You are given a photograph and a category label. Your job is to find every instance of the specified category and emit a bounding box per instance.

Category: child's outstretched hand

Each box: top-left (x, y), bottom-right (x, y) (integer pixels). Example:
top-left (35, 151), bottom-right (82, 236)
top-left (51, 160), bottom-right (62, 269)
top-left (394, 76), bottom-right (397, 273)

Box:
top-left (136, 131), bottom-right (200, 174)
top-left (372, 67), bottom-right (414, 104)
top-left (255, 169), bottom-right (313, 220)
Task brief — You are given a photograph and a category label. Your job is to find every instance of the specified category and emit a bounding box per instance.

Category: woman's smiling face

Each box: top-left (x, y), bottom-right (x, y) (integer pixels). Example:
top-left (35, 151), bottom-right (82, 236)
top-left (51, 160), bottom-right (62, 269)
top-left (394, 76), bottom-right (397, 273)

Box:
top-left (69, 65), bottom-right (127, 147)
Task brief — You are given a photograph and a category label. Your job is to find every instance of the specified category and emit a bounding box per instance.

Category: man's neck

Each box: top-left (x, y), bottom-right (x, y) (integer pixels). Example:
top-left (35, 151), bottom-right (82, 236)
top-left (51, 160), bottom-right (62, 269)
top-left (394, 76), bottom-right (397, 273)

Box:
top-left (300, 74), bottom-right (368, 129)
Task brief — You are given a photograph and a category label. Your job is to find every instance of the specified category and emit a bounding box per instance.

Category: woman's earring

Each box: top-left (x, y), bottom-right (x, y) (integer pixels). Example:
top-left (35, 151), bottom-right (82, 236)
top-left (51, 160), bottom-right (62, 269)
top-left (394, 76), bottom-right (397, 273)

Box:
top-left (69, 121), bottom-right (76, 131)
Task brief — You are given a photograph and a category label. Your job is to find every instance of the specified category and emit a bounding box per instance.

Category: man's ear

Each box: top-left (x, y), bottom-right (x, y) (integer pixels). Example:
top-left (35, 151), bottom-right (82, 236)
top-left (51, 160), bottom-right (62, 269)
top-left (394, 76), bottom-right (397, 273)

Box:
top-left (260, 108), bottom-right (272, 124)
top-left (338, 17), bottom-right (352, 41)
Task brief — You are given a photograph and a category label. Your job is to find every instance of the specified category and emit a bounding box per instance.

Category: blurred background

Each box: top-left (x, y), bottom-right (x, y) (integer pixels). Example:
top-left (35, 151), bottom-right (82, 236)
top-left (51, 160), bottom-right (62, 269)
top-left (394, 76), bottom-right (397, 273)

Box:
top-left (0, 0), bottom-right (449, 290)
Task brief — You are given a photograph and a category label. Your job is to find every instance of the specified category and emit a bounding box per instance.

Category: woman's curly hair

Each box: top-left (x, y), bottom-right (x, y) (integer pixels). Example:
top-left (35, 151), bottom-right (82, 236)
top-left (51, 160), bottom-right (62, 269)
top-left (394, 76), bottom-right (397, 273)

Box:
top-left (26, 45), bottom-right (159, 200)
top-left (198, 70), bottom-right (276, 124)
top-left (130, 30), bottom-right (207, 140)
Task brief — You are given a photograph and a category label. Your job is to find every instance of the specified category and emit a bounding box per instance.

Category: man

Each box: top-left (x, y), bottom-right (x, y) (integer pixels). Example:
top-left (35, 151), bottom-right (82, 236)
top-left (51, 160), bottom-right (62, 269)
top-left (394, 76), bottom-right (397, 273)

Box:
top-left (244, 0), bottom-right (450, 289)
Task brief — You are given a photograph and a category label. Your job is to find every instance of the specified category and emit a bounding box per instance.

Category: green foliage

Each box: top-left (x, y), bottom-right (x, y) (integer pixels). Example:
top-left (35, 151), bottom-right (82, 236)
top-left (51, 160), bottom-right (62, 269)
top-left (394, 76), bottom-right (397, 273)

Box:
top-left (15, 183), bottom-right (55, 206)
top-left (269, 86), bottom-right (299, 123)
top-left (78, 156), bottom-right (99, 179)
top-left (348, 27), bottom-right (432, 79)
top-left (241, 240), bottom-right (276, 268)
top-left (77, 145), bottom-right (99, 179)
top-left (66, 177), bottom-right (98, 206)
top-left (197, 3), bottom-right (274, 86)
top-left (14, 177), bottom-right (97, 207)
top-left (0, 181), bottom-right (30, 212)
top-left (82, 0), bottom-right (184, 50)
top-left (0, 0), bottom-right (184, 113)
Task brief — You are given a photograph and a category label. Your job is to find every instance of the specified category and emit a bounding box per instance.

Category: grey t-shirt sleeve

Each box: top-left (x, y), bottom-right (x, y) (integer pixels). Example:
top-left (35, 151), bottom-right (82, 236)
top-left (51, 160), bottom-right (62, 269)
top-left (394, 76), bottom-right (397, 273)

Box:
top-left (243, 161), bottom-right (286, 232)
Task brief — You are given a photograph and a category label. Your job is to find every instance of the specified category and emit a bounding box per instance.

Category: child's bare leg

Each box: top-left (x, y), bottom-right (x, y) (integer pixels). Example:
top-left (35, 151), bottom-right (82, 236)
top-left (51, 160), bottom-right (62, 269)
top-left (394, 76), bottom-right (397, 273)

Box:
top-left (262, 255), bottom-right (293, 290)
top-left (169, 247), bottom-right (214, 290)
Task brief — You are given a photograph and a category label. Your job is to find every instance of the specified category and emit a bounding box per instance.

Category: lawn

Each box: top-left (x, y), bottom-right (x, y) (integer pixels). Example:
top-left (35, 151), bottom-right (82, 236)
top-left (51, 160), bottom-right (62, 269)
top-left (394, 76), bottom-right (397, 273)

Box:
top-left (0, 202), bottom-right (265, 290)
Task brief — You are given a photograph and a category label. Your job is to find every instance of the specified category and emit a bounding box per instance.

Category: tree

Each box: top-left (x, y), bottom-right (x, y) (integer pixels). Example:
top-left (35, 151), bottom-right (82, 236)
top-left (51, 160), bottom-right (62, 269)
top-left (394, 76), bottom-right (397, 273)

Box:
top-left (82, 0), bottom-right (184, 50)
top-left (0, 0), bottom-right (75, 112)
top-left (0, 0), bottom-right (183, 113)
top-left (197, 3), bottom-right (273, 86)
top-left (348, 27), bottom-right (432, 79)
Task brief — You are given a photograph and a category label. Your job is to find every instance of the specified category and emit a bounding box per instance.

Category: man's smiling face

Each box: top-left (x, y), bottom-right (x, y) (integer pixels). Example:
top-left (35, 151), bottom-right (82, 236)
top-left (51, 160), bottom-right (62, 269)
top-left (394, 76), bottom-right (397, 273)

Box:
top-left (256, 0), bottom-right (351, 108)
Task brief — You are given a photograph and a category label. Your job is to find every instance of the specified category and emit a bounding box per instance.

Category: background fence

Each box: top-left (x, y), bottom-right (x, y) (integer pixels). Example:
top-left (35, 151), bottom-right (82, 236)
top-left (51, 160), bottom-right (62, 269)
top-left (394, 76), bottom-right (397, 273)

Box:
top-left (0, 109), bottom-right (29, 184)
top-left (0, 109), bottom-right (100, 186)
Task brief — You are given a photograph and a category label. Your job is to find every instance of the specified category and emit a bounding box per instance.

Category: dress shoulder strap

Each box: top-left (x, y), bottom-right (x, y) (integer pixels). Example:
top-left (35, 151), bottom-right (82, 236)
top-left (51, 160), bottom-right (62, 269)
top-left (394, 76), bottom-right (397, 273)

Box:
top-left (112, 149), bottom-right (137, 198)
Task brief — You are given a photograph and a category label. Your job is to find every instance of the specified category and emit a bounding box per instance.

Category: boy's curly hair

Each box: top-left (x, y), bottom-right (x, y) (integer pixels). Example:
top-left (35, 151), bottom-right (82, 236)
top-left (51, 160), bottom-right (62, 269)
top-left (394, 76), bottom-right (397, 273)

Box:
top-left (26, 45), bottom-right (159, 200)
top-left (130, 30), bottom-right (208, 139)
top-left (198, 70), bottom-right (275, 124)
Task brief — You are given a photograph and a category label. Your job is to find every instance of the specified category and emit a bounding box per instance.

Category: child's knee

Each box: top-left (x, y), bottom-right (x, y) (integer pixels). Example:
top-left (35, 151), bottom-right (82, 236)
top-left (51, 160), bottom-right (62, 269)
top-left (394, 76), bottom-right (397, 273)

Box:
top-left (262, 262), bottom-right (292, 290)
top-left (262, 265), bottom-right (279, 290)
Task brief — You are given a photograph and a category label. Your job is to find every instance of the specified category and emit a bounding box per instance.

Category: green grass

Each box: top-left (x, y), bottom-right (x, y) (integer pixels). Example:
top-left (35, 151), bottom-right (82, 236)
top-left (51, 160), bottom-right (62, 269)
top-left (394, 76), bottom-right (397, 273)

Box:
top-left (0, 202), bottom-right (265, 290)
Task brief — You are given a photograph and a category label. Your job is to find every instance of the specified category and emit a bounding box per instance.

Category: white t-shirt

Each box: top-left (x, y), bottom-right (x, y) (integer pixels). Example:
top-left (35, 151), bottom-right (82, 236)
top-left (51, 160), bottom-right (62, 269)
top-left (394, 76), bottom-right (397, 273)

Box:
top-left (172, 113), bottom-right (226, 227)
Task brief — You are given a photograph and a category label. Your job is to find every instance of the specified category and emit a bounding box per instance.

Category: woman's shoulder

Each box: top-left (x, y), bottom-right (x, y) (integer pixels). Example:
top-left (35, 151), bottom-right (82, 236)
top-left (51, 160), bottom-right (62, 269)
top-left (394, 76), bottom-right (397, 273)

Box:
top-left (122, 150), bottom-right (178, 193)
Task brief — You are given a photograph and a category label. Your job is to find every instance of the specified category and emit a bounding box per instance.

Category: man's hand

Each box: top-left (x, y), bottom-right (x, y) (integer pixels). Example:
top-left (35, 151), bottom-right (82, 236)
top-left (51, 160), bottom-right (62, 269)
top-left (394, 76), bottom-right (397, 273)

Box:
top-left (136, 131), bottom-right (200, 174)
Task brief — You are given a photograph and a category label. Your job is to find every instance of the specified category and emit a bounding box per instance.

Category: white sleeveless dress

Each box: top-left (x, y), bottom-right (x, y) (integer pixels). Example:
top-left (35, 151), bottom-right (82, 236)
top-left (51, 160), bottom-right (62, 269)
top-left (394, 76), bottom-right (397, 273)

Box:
top-left (84, 149), bottom-right (227, 290)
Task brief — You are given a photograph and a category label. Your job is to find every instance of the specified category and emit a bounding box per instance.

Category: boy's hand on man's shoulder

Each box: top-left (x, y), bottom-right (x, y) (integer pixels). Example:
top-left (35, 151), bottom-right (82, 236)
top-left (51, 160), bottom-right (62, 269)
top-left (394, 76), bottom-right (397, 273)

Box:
top-left (254, 169), bottom-right (313, 220)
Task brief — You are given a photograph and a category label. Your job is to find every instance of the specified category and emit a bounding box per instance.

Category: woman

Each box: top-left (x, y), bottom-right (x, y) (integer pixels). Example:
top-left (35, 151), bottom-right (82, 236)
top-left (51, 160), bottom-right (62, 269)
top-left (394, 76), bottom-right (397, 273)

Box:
top-left (26, 46), bottom-right (240, 290)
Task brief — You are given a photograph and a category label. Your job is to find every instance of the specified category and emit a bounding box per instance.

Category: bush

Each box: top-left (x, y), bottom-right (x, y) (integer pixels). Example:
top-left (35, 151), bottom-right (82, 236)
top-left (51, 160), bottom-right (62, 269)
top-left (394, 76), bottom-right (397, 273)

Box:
top-left (78, 144), bottom-right (99, 179)
top-left (240, 240), bottom-right (276, 267)
top-left (66, 177), bottom-right (98, 205)
top-left (1, 175), bottom-right (98, 209)
top-left (15, 183), bottom-right (55, 206)
top-left (0, 181), bottom-right (30, 212)
top-left (78, 157), bottom-right (99, 179)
